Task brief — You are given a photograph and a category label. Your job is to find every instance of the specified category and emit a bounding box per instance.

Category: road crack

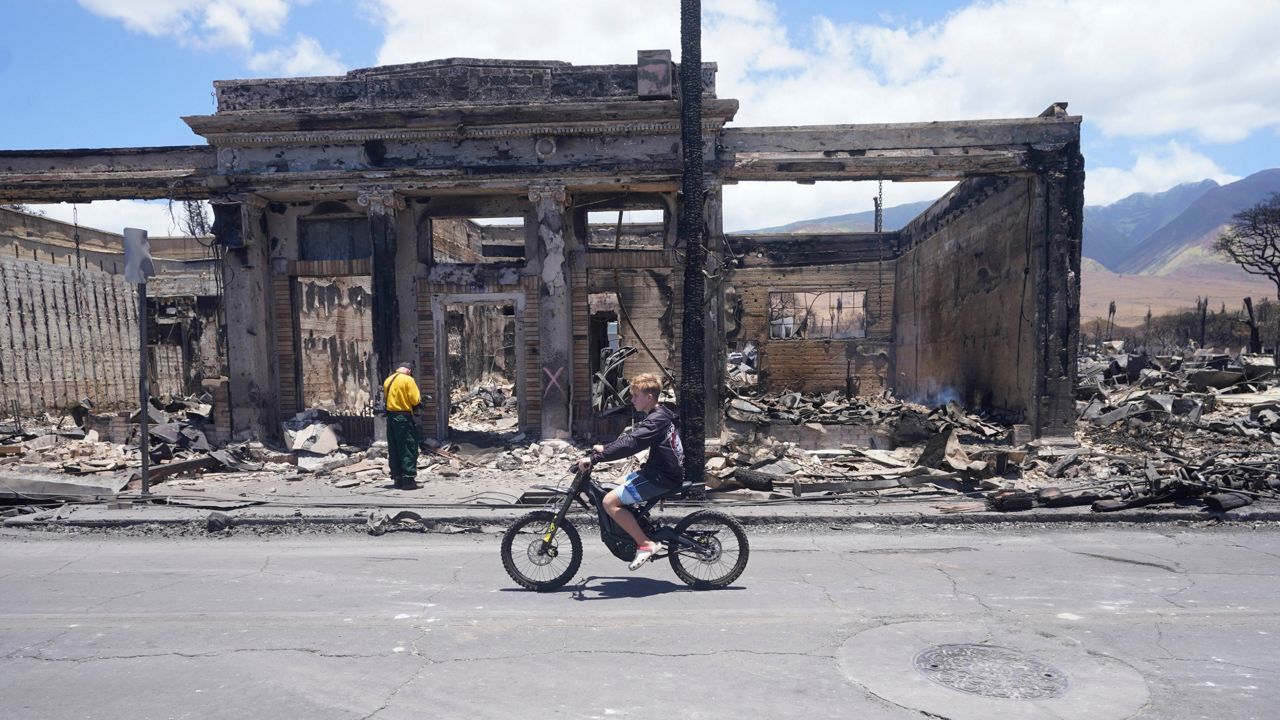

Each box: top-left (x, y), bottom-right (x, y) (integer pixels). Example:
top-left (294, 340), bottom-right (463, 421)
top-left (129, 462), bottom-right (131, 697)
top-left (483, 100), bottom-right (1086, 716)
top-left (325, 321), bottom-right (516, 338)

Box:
top-left (935, 565), bottom-right (997, 616)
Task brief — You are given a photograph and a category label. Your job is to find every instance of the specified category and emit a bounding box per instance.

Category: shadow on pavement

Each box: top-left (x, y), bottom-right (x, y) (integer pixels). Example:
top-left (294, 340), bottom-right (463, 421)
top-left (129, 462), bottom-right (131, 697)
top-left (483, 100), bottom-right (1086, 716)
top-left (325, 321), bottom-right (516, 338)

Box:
top-left (567, 575), bottom-right (745, 600)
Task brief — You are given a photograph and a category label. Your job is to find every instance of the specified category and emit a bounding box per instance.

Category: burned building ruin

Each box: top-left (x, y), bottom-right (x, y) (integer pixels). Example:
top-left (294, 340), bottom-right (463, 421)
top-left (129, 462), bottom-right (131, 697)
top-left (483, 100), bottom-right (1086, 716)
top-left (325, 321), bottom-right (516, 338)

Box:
top-left (0, 53), bottom-right (1084, 446)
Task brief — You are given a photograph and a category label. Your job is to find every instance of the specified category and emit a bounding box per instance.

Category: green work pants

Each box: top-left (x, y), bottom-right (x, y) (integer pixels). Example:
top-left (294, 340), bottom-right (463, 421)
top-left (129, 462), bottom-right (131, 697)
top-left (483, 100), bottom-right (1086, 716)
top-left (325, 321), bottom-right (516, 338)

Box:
top-left (387, 413), bottom-right (419, 485)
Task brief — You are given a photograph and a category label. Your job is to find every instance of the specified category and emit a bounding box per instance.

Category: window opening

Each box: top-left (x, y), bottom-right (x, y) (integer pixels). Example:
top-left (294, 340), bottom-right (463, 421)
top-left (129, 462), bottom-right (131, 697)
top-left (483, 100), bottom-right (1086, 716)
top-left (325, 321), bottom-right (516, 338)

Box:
top-left (768, 290), bottom-right (866, 340)
top-left (432, 218), bottom-right (524, 263)
top-left (586, 208), bottom-right (665, 250)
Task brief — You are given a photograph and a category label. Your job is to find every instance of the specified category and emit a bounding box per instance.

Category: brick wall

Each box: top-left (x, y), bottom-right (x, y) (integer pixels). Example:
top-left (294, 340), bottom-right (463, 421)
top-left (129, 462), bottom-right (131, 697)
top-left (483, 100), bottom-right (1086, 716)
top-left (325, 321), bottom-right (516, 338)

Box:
top-left (895, 177), bottom-right (1036, 416)
top-left (728, 262), bottom-right (895, 394)
top-left (432, 219), bottom-right (486, 262)
top-left (295, 276), bottom-right (374, 413)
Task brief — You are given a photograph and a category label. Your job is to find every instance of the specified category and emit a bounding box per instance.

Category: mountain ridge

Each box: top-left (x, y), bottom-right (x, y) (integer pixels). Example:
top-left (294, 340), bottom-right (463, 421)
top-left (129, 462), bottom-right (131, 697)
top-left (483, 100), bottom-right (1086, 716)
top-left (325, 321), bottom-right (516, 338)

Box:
top-left (1114, 169), bottom-right (1280, 274)
top-left (1083, 179), bottom-right (1218, 270)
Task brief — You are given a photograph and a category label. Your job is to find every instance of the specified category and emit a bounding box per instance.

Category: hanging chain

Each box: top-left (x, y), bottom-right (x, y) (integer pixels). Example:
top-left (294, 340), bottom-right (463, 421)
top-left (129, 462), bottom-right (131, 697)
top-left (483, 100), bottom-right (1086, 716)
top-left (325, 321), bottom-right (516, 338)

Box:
top-left (875, 180), bottom-right (885, 326)
top-left (874, 179), bottom-right (884, 233)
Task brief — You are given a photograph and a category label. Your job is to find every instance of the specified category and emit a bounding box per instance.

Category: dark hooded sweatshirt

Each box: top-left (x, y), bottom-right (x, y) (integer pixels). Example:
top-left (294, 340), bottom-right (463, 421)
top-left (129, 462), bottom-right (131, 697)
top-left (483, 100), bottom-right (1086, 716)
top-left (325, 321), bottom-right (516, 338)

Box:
top-left (589, 403), bottom-right (684, 487)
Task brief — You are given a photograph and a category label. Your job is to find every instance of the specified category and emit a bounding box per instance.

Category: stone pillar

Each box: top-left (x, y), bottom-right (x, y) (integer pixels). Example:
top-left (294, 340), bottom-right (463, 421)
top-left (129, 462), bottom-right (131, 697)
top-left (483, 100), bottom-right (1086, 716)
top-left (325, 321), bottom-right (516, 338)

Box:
top-left (529, 182), bottom-right (573, 439)
top-left (1031, 145), bottom-right (1084, 438)
top-left (357, 187), bottom-right (407, 443)
top-left (703, 178), bottom-right (725, 441)
top-left (212, 197), bottom-right (278, 441)
top-left (395, 199), bottom-right (423, 407)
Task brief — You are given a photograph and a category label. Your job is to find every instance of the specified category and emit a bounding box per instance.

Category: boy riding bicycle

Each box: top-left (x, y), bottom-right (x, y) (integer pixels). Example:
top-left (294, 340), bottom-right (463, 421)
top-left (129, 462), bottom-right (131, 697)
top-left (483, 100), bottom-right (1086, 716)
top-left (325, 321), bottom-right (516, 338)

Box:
top-left (576, 372), bottom-right (684, 570)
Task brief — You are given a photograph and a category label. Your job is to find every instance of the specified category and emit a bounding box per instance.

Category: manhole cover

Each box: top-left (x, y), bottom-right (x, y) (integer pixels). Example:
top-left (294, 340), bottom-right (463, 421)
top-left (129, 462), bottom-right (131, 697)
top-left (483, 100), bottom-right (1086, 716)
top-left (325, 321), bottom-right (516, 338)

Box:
top-left (913, 644), bottom-right (1068, 700)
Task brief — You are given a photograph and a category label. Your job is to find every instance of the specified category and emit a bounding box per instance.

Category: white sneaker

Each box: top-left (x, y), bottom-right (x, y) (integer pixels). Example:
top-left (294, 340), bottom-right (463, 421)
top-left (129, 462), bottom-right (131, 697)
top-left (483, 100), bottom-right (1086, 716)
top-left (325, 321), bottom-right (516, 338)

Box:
top-left (629, 542), bottom-right (659, 571)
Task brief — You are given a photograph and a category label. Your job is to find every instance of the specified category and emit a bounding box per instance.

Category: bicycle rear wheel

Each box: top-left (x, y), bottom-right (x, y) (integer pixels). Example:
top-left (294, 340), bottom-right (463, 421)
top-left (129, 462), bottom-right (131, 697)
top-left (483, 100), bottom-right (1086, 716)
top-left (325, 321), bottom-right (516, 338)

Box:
top-left (668, 510), bottom-right (749, 590)
top-left (501, 511), bottom-right (582, 592)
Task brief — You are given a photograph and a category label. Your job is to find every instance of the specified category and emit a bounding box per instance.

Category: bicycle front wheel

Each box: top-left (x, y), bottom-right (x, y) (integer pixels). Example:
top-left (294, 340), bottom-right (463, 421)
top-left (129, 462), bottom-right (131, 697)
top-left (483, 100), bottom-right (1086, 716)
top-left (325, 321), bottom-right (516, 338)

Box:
top-left (668, 510), bottom-right (749, 590)
top-left (500, 510), bottom-right (582, 592)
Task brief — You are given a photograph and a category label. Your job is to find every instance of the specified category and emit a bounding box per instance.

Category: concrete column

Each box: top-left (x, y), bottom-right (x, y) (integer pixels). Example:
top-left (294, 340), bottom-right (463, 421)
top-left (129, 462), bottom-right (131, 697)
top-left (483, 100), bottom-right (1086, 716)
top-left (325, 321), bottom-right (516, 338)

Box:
top-left (213, 197), bottom-right (278, 441)
top-left (357, 187), bottom-right (407, 444)
top-left (703, 178), bottom-right (725, 441)
top-left (394, 202), bottom-right (423, 376)
top-left (528, 182), bottom-right (573, 439)
top-left (1032, 146), bottom-right (1084, 438)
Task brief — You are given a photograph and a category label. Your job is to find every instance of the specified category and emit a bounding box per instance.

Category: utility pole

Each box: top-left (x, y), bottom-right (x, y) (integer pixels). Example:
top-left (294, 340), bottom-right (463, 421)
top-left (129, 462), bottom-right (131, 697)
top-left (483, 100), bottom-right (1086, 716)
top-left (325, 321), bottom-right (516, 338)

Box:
top-left (678, 0), bottom-right (706, 486)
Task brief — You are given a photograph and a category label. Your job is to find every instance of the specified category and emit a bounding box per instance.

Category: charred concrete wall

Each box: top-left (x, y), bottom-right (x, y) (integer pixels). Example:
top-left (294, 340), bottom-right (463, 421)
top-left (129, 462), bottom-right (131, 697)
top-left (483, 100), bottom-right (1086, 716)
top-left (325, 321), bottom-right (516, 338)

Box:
top-left (894, 177), bottom-right (1038, 418)
top-left (213, 59), bottom-right (716, 113)
top-left (295, 276), bottom-right (374, 413)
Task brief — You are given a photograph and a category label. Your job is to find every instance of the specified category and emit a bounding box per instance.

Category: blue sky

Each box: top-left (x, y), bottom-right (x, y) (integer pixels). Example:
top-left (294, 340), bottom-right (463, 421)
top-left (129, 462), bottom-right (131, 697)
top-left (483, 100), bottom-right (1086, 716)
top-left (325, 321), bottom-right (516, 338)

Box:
top-left (3, 0), bottom-right (1277, 233)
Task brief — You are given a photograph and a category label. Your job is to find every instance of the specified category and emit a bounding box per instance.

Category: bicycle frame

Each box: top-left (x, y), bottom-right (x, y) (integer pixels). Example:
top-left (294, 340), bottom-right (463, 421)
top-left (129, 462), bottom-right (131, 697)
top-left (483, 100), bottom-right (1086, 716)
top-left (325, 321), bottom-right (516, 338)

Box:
top-left (536, 469), bottom-right (711, 559)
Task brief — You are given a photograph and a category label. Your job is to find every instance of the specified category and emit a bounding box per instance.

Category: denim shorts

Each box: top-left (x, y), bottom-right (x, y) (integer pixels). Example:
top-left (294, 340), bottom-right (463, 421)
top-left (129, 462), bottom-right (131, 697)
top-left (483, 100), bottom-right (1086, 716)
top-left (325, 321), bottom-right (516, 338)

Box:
top-left (615, 470), bottom-right (671, 506)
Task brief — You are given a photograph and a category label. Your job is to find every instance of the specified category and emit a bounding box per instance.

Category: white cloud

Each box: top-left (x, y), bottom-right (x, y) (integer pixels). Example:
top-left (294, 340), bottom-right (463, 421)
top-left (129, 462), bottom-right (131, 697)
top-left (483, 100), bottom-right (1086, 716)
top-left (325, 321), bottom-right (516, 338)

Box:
top-left (30, 200), bottom-right (194, 237)
top-left (78, 0), bottom-right (295, 50)
top-left (359, 0), bottom-right (1276, 227)
top-left (370, 1), bottom-right (679, 66)
top-left (1085, 141), bottom-right (1241, 206)
top-left (249, 35), bottom-right (345, 76)
top-left (718, 0), bottom-right (1280, 142)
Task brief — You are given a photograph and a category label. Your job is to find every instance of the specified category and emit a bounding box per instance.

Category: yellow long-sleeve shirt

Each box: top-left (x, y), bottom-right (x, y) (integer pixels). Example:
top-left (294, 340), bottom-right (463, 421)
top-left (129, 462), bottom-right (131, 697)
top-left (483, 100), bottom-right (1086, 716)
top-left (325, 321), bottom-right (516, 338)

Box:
top-left (382, 372), bottom-right (421, 412)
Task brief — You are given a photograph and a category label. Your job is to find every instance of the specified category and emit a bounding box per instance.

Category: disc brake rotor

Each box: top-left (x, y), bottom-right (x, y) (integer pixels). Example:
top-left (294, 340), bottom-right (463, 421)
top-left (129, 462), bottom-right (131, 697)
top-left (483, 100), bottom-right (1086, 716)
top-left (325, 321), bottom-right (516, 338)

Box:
top-left (525, 539), bottom-right (558, 566)
top-left (690, 531), bottom-right (722, 562)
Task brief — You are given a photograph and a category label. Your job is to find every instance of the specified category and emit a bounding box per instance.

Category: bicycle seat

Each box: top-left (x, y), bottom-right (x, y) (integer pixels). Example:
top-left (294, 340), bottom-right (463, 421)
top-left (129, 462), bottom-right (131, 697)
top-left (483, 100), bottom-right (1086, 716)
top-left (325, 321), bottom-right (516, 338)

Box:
top-left (654, 481), bottom-right (696, 500)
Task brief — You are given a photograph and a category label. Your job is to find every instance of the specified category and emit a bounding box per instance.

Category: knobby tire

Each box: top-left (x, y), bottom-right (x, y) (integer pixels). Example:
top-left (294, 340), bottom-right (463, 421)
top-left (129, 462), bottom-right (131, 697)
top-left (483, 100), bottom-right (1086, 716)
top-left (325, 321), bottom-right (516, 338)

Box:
top-left (668, 510), bottom-right (749, 590)
top-left (501, 510), bottom-right (582, 592)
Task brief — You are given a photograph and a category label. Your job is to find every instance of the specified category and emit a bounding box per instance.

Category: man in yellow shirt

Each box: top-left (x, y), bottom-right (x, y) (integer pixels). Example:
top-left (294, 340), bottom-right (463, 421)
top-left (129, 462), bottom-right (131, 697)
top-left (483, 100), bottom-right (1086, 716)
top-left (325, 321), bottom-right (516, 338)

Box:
top-left (382, 362), bottom-right (422, 489)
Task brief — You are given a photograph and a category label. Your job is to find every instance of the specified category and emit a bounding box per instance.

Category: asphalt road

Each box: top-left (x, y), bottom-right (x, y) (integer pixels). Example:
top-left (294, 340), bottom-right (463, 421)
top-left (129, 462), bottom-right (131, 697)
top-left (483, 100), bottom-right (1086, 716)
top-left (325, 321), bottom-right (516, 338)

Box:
top-left (1, 524), bottom-right (1277, 720)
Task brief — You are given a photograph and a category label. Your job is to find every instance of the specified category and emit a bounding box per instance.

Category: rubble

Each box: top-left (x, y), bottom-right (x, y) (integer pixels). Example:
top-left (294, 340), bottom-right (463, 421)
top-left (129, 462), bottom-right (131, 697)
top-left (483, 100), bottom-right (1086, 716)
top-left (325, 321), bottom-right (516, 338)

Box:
top-left (704, 338), bottom-right (1279, 514)
top-left (0, 335), bottom-right (1274, 518)
top-left (283, 408), bottom-right (343, 455)
top-left (449, 377), bottom-right (519, 432)
top-left (1003, 340), bottom-right (1280, 513)
top-left (725, 389), bottom-right (907, 427)
top-left (593, 346), bottom-right (638, 413)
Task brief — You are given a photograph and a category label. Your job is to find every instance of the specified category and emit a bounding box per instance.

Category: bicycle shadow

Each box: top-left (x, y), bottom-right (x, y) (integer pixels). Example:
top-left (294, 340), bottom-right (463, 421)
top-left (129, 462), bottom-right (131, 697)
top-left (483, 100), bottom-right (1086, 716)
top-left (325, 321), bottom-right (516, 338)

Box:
top-left (568, 575), bottom-right (745, 600)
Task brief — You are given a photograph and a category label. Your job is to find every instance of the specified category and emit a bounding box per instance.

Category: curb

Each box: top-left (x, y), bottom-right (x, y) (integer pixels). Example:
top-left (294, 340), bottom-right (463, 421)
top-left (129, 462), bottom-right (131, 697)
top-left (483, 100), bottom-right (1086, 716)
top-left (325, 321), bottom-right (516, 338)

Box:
top-left (6, 504), bottom-right (1280, 532)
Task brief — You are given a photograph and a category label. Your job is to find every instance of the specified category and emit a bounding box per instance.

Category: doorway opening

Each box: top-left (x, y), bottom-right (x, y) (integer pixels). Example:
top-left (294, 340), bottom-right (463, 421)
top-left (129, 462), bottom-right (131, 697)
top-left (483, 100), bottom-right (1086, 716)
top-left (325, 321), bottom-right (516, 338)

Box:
top-left (444, 300), bottom-right (521, 445)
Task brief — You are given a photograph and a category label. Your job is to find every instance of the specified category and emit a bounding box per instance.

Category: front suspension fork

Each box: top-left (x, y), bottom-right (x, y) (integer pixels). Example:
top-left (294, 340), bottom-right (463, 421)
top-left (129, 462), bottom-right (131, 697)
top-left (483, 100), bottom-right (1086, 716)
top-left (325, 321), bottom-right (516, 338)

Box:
top-left (540, 475), bottom-right (585, 550)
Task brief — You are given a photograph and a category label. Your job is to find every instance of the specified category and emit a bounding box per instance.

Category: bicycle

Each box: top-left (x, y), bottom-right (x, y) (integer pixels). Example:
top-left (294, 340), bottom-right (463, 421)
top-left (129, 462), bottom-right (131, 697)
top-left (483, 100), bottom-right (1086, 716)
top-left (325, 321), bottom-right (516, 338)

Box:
top-left (500, 465), bottom-right (750, 592)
